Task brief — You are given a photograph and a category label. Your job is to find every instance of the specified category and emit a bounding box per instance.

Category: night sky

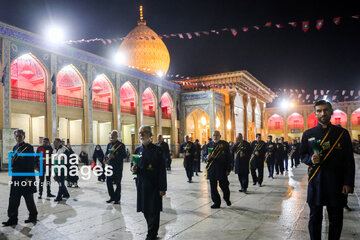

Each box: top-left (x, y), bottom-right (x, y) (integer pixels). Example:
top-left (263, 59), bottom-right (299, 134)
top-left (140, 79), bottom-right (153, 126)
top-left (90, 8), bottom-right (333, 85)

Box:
top-left (1, 0), bottom-right (360, 90)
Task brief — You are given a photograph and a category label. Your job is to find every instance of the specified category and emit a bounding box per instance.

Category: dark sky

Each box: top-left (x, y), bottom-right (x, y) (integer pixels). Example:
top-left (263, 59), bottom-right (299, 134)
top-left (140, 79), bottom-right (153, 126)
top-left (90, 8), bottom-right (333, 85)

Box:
top-left (1, 0), bottom-right (360, 90)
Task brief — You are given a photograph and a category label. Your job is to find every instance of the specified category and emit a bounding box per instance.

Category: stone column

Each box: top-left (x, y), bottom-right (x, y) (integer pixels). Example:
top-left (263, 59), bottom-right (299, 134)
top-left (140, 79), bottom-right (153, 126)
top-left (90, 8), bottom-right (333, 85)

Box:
top-left (2, 39), bottom-right (10, 130)
top-left (116, 74), bottom-right (121, 133)
top-left (135, 80), bottom-right (143, 143)
top-left (156, 86), bottom-right (162, 136)
top-left (243, 95), bottom-right (249, 140)
top-left (50, 54), bottom-right (57, 141)
top-left (209, 92), bottom-right (216, 136)
top-left (229, 93), bottom-right (236, 142)
top-left (347, 106), bottom-right (352, 138)
top-left (86, 64), bottom-right (92, 144)
top-left (170, 93), bottom-right (179, 156)
top-left (284, 111), bottom-right (289, 141)
top-left (303, 108), bottom-right (309, 131)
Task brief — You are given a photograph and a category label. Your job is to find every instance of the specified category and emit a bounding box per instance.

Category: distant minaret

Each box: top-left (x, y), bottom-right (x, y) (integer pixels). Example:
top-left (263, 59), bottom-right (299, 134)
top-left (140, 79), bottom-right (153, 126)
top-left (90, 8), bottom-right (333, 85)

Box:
top-left (137, 5), bottom-right (146, 26)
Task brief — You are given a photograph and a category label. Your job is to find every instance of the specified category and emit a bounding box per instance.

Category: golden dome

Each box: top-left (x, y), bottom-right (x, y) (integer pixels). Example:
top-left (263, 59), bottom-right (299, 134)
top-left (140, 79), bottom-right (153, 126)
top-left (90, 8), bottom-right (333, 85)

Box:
top-left (118, 20), bottom-right (170, 75)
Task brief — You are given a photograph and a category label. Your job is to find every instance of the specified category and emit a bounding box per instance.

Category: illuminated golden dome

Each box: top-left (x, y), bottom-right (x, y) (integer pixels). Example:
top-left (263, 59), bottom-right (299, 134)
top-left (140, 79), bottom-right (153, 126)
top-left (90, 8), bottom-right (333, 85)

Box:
top-left (118, 7), bottom-right (170, 75)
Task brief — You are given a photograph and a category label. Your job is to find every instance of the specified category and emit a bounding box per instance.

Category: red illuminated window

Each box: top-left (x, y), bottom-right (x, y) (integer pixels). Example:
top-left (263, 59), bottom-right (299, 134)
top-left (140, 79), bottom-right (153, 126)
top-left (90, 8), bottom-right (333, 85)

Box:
top-left (120, 82), bottom-right (136, 115)
top-left (11, 53), bottom-right (46, 103)
top-left (57, 65), bottom-right (83, 107)
top-left (92, 74), bottom-right (112, 112)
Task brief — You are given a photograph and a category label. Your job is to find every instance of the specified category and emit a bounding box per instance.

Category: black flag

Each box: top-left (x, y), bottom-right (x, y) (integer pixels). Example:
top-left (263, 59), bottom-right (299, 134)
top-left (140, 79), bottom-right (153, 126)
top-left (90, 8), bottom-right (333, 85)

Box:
top-left (1, 64), bottom-right (7, 86)
top-left (51, 74), bottom-right (56, 94)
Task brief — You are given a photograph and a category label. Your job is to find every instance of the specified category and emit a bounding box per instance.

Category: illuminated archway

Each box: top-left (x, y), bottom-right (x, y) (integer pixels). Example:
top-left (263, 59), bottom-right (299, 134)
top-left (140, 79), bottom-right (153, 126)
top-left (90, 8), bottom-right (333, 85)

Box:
top-left (142, 88), bottom-right (156, 118)
top-left (160, 92), bottom-right (172, 119)
top-left (57, 65), bottom-right (84, 108)
top-left (330, 109), bottom-right (347, 127)
top-left (120, 81), bottom-right (137, 115)
top-left (268, 114), bottom-right (284, 130)
top-left (287, 113), bottom-right (304, 129)
top-left (11, 53), bottom-right (47, 102)
top-left (186, 108), bottom-right (210, 144)
top-left (351, 108), bottom-right (360, 126)
top-left (308, 112), bottom-right (318, 128)
top-left (92, 74), bottom-right (113, 112)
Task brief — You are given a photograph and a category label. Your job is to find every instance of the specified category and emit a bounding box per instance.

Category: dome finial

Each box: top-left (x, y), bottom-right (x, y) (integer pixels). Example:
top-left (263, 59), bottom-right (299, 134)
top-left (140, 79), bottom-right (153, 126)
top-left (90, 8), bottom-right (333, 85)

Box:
top-left (138, 5), bottom-right (146, 26)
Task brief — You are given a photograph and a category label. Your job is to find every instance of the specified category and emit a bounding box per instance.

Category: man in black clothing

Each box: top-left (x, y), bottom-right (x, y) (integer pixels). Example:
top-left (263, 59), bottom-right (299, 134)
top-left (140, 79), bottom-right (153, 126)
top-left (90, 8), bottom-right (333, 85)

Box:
top-left (156, 134), bottom-right (171, 171)
top-left (290, 139), bottom-right (300, 168)
top-left (36, 137), bottom-right (55, 199)
top-left (180, 135), bottom-right (195, 183)
top-left (300, 100), bottom-right (355, 240)
top-left (265, 135), bottom-right (276, 179)
top-left (250, 133), bottom-right (266, 187)
top-left (231, 133), bottom-right (252, 193)
top-left (3, 129), bottom-right (38, 226)
top-left (105, 130), bottom-right (127, 204)
top-left (206, 130), bottom-right (232, 208)
top-left (275, 138), bottom-right (285, 175)
top-left (193, 139), bottom-right (201, 176)
top-left (132, 126), bottom-right (167, 240)
top-left (281, 137), bottom-right (290, 171)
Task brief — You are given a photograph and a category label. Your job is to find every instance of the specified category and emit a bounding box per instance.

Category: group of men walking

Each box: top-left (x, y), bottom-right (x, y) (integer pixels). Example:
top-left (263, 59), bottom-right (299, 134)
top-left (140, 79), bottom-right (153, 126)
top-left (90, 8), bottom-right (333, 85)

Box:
top-left (1, 100), bottom-right (357, 240)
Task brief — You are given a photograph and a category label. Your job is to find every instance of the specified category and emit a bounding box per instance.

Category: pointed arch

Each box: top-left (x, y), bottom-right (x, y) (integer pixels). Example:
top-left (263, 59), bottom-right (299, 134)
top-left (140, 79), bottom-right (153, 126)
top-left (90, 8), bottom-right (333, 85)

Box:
top-left (331, 109), bottom-right (347, 127)
top-left (160, 92), bottom-right (173, 119)
top-left (120, 81), bottom-right (137, 115)
top-left (10, 53), bottom-right (48, 102)
top-left (186, 108), bottom-right (210, 143)
top-left (351, 108), bottom-right (360, 126)
top-left (92, 74), bottom-right (114, 111)
top-left (268, 114), bottom-right (284, 130)
top-left (308, 112), bottom-right (318, 128)
top-left (287, 112), bottom-right (304, 129)
top-left (142, 87), bottom-right (157, 118)
top-left (57, 64), bottom-right (85, 108)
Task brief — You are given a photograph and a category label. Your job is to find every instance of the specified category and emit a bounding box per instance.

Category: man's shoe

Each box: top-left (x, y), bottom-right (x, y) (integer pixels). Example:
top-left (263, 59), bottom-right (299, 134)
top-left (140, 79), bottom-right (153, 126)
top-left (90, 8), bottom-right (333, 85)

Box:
top-left (47, 193), bottom-right (56, 198)
top-left (38, 195), bottom-right (42, 199)
top-left (62, 194), bottom-right (70, 198)
top-left (196, 173), bottom-right (199, 176)
top-left (243, 189), bottom-right (247, 194)
top-left (239, 189), bottom-right (243, 192)
top-left (210, 204), bottom-right (220, 209)
top-left (2, 219), bottom-right (17, 226)
top-left (106, 199), bottom-right (114, 203)
top-left (24, 218), bottom-right (37, 224)
top-left (54, 198), bottom-right (62, 202)
top-left (73, 183), bottom-right (79, 188)
top-left (225, 200), bottom-right (232, 206)
top-left (252, 182), bottom-right (257, 185)
top-left (259, 183), bottom-right (263, 187)
top-left (344, 205), bottom-right (352, 211)
top-left (113, 201), bottom-right (120, 204)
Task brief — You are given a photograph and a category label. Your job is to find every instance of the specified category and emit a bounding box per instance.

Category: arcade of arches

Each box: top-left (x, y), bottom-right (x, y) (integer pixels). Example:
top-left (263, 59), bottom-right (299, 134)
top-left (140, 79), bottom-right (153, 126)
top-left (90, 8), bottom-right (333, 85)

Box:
top-left (265, 105), bottom-right (360, 141)
top-left (5, 53), bottom-right (179, 154)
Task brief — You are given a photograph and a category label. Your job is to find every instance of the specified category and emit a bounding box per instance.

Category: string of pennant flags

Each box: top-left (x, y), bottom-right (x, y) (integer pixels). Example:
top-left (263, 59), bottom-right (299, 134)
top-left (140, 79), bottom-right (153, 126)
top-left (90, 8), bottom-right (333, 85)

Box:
top-left (271, 88), bottom-right (360, 105)
top-left (65, 14), bottom-right (360, 45)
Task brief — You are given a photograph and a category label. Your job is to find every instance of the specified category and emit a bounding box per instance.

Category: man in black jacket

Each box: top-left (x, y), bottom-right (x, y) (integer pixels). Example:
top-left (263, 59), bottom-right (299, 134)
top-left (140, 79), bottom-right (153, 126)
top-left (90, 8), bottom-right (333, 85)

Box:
top-left (300, 100), bottom-right (355, 240)
top-left (265, 135), bottom-right (276, 179)
top-left (156, 134), bottom-right (171, 171)
top-left (250, 134), bottom-right (266, 187)
top-left (231, 133), bottom-right (252, 193)
top-left (105, 130), bottom-right (126, 204)
top-left (132, 125), bottom-right (167, 240)
top-left (206, 130), bottom-right (232, 208)
top-left (180, 135), bottom-right (195, 183)
top-left (3, 129), bottom-right (38, 226)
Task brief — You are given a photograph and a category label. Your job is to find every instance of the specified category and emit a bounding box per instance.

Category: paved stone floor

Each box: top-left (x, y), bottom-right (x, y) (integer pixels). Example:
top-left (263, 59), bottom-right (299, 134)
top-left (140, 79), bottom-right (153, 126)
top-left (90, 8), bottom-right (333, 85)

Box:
top-left (0, 156), bottom-right (359, 240)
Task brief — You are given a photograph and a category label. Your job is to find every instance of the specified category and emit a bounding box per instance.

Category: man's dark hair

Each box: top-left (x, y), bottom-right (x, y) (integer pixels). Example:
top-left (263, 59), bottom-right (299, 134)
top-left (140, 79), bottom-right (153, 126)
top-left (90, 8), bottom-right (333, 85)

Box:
top-left (256, 133), bottom-right (261, 138)
top-left (208, 138), bottom-right (212, 141)
top-left (268, 135), bottom-right (273, 139)
top-left (14, 129), bottom-right (25, 136)
top-left (54, 138), bottom-right (62, 143)
top-left (314, 100), bottom-right (333, 110)
top-left (43, 137), bottom-right (49, 142)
